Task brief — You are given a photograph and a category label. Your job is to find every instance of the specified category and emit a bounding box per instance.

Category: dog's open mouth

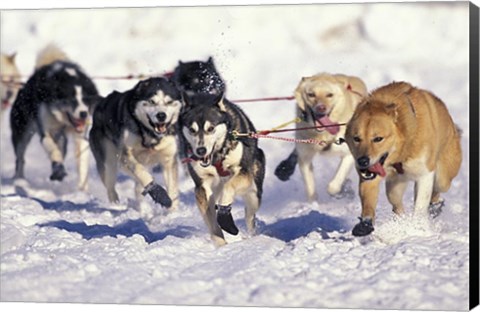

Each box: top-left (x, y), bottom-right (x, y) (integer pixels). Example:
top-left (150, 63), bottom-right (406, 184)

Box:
top-left (67, 113), bottom-right (87, 133)
top-left (149, 120), bottom-right (169, 135)
top-left (359, 153), bottom-right (388, 180)
top-left (200, 154), bottom-right (212, 167)
top-left (310, 109), bottom-right (340, 135)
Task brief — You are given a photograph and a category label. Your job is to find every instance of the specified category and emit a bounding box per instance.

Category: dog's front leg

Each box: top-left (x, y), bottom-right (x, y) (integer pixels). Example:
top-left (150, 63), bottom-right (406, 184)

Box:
top-left (157, 140), bottom-right (179, 210)
top-left (297, 146), bottom-right (317, 202)
top-left (122, 148), bottom-right (172, 207)
top-left (328, 154), bottom-right (354, 196)
top-left (352, 177), bottom-right (381, 236)
top-left (41, 133), bottom-right (67, 181)
top-left (386, 174), bottom-right (408, 215)
top-left (195, 184), bottom-right (226, 247)
top-left (216, 174), bottom-right (251, 236)
top-left (74, 133), bottom-right (89, 191)
top-left (413, 171), bottom-right (435, 217)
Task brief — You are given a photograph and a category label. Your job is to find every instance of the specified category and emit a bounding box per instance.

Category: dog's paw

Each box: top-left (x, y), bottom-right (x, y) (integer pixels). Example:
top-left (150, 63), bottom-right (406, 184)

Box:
top-left (216, 204), bottom-right (239, 235)
top-left (142, 182), bottom-right (172, 208)
top-left (329, 179), bottom-right (355, 199)
top-left (429, 199), bottom-right (444, 219)
top-left (50, 162), bottom-right (67, 181)
top-left (352, 217), bottom-right (374, 237)
top-left (274, 160), bottom-right (295, 181)
top-left (274, 152), bottom-right (297, 181)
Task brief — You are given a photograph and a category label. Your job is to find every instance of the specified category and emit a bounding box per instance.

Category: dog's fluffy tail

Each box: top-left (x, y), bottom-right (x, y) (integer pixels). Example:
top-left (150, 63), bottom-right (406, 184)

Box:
top-left (35, 44), bottom-right (69, 69)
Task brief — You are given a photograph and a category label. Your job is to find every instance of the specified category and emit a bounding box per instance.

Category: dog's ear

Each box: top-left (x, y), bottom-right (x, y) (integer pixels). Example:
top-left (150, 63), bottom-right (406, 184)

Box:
top-left (181, 91), bottom-right (192, 110)
top-left (134, 79), bottom-right (151, 96)
top-left (215, 92), bottom-right (227, 112)
top-left (294, 77), bottom-right (308, 114)
top-left (178, 60), bottom-right (184, 66)
top-left (385, 102), bottom-right (398, 121)
top-left (207, 56), bottom-right (214, 65)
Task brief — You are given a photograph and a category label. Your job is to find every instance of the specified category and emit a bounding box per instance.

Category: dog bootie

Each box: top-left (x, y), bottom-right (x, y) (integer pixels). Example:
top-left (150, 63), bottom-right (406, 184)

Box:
top-left (142, 181), bottom-right (172, 208)
top-left (50, 161), bottom-right (67, 181)
top-left (216, 204), bottom-right (239, 235)
top-left (429, 199), bottom-right (445, 219)
top-left (274, 151), bottom-right (298, 181)
top-left (352, 217), bottom-right (374, 237)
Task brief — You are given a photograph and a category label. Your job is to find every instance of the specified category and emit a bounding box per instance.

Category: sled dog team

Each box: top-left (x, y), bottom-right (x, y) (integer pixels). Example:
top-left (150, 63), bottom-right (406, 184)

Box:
top-left (3, 45), bottom-right (462, 246)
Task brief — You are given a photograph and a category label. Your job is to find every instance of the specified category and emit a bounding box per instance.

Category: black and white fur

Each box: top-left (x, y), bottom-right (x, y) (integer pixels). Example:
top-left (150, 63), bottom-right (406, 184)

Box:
top-left (89, 77), bottom-right (183, 214)
top-left (10, 45), bottom-right (100, 190)
top-left (179, 93), bottom-right (265, 246)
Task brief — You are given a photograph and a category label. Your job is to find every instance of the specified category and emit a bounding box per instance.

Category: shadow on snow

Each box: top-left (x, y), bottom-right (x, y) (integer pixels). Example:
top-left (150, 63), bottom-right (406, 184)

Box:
top-left (260, 210), bottom-right (350, 242)
top-left (38, 219), bottom-right (196, 244)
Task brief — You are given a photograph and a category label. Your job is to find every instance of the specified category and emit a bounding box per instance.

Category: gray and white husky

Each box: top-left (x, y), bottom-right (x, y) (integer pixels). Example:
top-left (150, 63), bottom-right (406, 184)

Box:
top-left (179, 93), bottom-right (265, 246)
top-left (89, 77), bottom-right (183, 213)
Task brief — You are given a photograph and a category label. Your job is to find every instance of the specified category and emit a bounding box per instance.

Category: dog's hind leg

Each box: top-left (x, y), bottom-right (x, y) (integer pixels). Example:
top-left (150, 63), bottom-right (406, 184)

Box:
top-left (274, 149), bottom-right (297, 181)
top-left (243, 189), bottom-right (260, 235)
top-left (297, 147), bottom-right (317, 202)
top-left (11, 122), bottom-right (35, 180)
top-left (328, 154), bottom-right (354, 197)
top-left (101, 140), bottom-right (120, 203)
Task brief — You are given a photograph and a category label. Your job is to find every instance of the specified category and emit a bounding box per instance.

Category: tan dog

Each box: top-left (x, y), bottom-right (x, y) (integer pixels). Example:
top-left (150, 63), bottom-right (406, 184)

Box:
top-left (345, 82), bottom-right (462, 236)
top-left (0, 52), bottom-right (21, 120)
top-left (275, 73), bottom-right (367, 202)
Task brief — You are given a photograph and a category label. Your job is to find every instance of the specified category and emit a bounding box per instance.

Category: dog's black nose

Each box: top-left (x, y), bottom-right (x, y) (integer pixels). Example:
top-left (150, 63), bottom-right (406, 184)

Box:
top-left (79, 111), bottom-right (88, 119)
top-left (357, 156), bottom-right (370, 169)
top-left (156, 112), bottom-right (167, 122)
top-left (196, 147), bottom-right (207, 156)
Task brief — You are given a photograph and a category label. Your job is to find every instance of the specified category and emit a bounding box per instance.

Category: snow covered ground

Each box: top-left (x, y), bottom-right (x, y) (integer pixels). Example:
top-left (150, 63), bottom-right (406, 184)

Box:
top-left (0, 1), bottom-right (472, 310)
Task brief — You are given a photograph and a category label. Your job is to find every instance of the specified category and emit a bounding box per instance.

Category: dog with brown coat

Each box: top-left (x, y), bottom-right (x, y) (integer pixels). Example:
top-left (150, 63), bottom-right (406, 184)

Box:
top-left (345, 81), bottom-right (462, 236)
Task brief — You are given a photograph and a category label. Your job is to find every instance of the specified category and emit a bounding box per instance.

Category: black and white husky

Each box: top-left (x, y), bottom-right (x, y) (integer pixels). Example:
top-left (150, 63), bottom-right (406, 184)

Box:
top-left (179, 92), bottom-right (265, 246)
top-left (10, 45), bottom-right (101, 190)
top-left (171, 57), bottom-right (225, 97)
top-left (89, 77), bottom-right (183, 213)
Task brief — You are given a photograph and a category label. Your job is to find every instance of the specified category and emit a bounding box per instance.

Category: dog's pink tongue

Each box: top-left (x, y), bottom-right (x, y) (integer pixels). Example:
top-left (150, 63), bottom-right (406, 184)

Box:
top-left (368, 162), bottom-right (386, 177)
top-left (317, 116), bottom-right (340, 135)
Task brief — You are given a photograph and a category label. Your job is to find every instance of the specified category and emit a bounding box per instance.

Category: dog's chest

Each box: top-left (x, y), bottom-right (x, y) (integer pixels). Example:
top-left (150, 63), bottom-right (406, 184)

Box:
top-left (123, 131), bottom-right (177, 165)
top-left (392, 154), bottom-right (430, 179)
top-left (193, 143), bottom-right (244, 179)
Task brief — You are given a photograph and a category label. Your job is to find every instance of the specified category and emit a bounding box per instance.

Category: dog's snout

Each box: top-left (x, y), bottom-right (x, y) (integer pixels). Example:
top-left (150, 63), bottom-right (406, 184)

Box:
top-left (79, 111), bottom-right (88, 119)
top-left (196, 147), bottom-right (207, 157)
top-left (357, 156), bottom-right (370, 169)
top-left (156, 112), bottom-right (167, 122)
top-left (315, 104), bottom-right (327, 113)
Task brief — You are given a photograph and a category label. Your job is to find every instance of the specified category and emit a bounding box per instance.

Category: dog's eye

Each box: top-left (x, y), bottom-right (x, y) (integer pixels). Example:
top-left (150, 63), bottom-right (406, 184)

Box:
top-left (165, 100), bottom-right (173, 105)
top-left (353, 136), bottom-right (361, 143)
top-left (373, 137), bottom-right (383, 143)
top-left (326, 93), bottom-right (334, 98)
top-left (189, 127), bottom-right (197, 134)
top-left (206, 126), bottom-right (215, 134)
top-left (306, 92), bottom-right (315, 98)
